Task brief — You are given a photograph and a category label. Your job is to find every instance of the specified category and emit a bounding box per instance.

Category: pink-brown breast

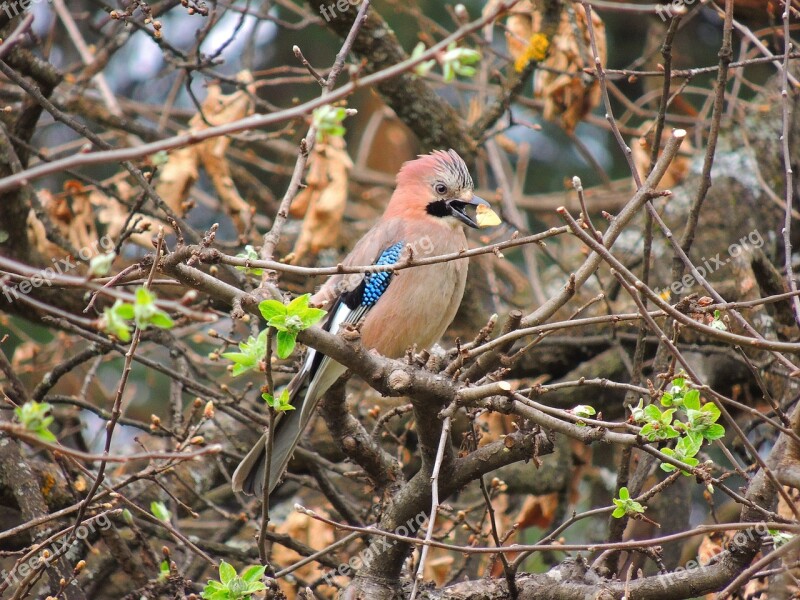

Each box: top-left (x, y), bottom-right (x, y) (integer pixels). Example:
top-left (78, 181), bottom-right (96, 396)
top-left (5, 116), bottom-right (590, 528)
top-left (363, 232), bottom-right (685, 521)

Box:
top-left (358, 218), bottom-right (469, 358)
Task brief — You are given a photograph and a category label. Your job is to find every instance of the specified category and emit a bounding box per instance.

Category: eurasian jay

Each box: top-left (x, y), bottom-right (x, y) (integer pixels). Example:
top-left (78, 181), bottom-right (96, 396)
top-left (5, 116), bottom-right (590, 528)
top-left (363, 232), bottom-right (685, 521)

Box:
top-left (232, 149), bottom-right (500, 496)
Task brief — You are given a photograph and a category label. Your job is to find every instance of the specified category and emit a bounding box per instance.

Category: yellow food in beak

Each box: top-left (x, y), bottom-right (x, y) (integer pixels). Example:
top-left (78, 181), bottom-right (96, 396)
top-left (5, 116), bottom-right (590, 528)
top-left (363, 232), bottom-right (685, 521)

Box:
top-left (475, 204), bottom-right (501, 228)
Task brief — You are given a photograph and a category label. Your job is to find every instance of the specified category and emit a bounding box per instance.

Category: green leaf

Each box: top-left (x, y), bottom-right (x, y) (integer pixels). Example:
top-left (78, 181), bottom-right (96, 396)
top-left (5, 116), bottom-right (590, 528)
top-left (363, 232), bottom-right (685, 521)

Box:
top-left (685, 430), bottom-right (704, 447)
top-left (89, 252), bottom-right (116, 277)
top-left (136, 286), bottom-right (154, 304)
top-left (201, 584), bottom-right (229, 600)
top-left (149, 312), bottom-right (175, 329)
top-left (151, 150), bottom-right (170, 166)
top-left (643, 404), bottom-right (664, 421)
top-left (150, 501), bottom-right (171, 522)
top-left (612, 487), bottom-right (645, 518)
top-left (683, 389), bottom-right (701, 410)
top-left (411, 42), bottom-right (437, 77)
top-left (267, 314), bottom-right (288, 331)
top-left (442, 62), bottom-right (454, 82)
top-left (204, 580), bottom-right (225, 592)
top-left (703, 423), bottom-right (726, 440)
top-left (770, 529), bottom-right (794, 547)
top-left (221, 330), bottom-right (268, 377)
top-left (440, 43), bottom-right (481, 82)
top-left (300, 307), bottom-right (327, 328)
top-left (660, 445), bottom-right (699, 475)
top-left (116, 302), bottom-right (135, 319)
top-left (455, 65), bottom-right (476, 77)
top-left (218, 561), bottom-right (236, 585)
top-left (264, 388), bottom-right (294, 412)
top-left (710, 320), bottom-right (726, 331)
top-left (159, 560), bottom-right (170, 581)
top-left (286, 293), bottom-right (310, 314)
top-left (14, 401), bottom-right (58, 442)
top-left (313, 104), bottom-right (352, 142)
top-left (678, 456), bottom-right (700, 476)
top-left (676, 434), bottom-right (702, 457)
top-left (277, 389), bottom-right (293, 411)
top-left (229, 361), bottom-right (249, 378)
top-left (101, 300), bottom-right (134, 341)
top-left (276, 330), bottom-right (296, 359)
top-left (456, 48), bottom-right (481, 64)
top-left (259, 299), bottom-right (287, 322)
top-left (630, 399), bottom-right (646, 423)
top-left (259, 295), bottom-right (326, 335)
top-left (36, 428), bottom-right (57, 442)
top-left (702, 402), bottom-right (721, 420)
top-left (640, 421), bottom-right (679, 441)
top-left (241, 565), bottom-right (266, 584)
top-left (639, 422), bottom-right (656, 439)
top-left (572, 405), bottom-right (596, 419)
top-left (133, 287), bottom-right (174, 330)
top-left (235, 245), bottom-right (264, 277)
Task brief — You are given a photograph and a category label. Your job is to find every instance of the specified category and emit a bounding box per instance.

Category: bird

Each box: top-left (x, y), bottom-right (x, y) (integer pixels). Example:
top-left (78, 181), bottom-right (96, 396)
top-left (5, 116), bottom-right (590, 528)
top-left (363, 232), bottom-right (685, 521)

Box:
top-left (232, 149), bottom-right (500, 496)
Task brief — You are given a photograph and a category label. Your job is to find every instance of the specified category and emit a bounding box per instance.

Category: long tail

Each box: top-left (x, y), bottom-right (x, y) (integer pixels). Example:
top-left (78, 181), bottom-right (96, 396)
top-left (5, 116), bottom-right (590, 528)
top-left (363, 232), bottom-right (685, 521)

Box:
top-left (231, 404), bottom-right (303, 496)
top-left (232, 295), bottom-right (361, 496)
top-left (231, 357), bottom-right (346, 496)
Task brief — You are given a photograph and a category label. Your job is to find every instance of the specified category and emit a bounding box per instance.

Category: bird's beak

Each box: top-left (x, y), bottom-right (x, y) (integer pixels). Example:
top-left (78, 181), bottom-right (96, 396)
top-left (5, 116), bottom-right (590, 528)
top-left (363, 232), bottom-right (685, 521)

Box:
top-left (447, 195), bottom-right (502, 229)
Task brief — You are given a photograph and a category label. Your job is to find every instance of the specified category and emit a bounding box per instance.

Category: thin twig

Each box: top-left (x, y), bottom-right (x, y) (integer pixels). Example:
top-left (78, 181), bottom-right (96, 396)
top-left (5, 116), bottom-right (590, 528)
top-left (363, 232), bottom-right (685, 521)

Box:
top-left (780, 0), bottom-right (800, 326)
top-left (409, 408), bottom-right (454, 600)
top-left (69, 231), bottom-right (164, 539)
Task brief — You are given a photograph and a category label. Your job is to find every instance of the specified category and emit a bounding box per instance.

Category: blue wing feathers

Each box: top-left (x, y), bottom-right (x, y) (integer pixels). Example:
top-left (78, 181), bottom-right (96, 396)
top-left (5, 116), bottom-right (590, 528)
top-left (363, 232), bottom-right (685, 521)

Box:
top-left (361, 241), bottom-right (404, 307)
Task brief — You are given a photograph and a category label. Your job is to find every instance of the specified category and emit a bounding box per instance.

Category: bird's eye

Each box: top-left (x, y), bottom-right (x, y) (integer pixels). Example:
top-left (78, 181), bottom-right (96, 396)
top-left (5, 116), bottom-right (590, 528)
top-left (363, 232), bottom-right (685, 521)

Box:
top-left (434, 183), bottom-right (448, 196)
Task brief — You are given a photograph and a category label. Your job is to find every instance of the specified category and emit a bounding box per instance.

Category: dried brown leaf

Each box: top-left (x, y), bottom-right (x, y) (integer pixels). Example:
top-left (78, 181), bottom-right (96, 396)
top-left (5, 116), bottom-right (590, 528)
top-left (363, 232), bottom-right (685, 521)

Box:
top-left (515, 493), bottom-right (559, 530)
top-left (424, 555), bottom-right (455, 586)
top-left (274, 509), bottom-right (339, 599)
top-left (155, 71), bottom-right (256, 236)
top-left (475, 411), bottom-right (515, 447)
top-left (291, 137), bottom-right (353, 263)
top-left (503, 1), bottom-right (536, 65)
top-left (90, 176), bottom-right (157, 248)
top-left (531, 6), bottom-right (606, 133)
top-left (28, 182), bottom-right (99, 259)
top-left (153, 145), bottom-right (198, 217)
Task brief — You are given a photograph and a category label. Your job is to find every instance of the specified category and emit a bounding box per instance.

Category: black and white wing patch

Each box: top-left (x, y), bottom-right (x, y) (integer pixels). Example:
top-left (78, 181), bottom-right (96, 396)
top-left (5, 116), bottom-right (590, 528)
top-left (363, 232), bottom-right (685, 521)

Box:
top-left (297, 241), bottom-right (405, 417)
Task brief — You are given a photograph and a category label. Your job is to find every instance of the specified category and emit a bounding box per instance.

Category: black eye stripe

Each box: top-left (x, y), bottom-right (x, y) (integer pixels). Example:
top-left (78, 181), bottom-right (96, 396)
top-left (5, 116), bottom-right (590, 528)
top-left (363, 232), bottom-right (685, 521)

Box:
top-left (426, 200), bottom-right (449, 218)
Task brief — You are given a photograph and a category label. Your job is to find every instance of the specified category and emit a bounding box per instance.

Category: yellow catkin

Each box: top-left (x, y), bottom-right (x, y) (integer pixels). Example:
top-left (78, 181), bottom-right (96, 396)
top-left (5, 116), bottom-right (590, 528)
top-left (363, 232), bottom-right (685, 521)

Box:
top-left (514, 33), bottom-right (550, 72)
